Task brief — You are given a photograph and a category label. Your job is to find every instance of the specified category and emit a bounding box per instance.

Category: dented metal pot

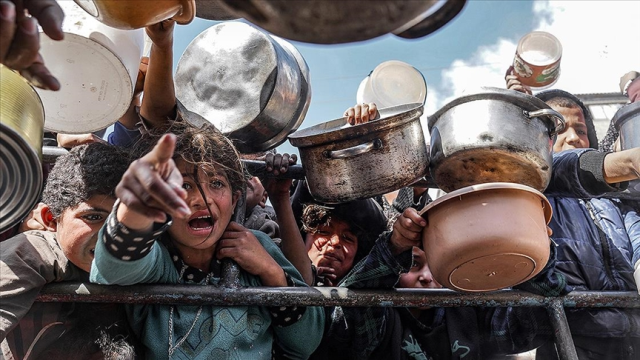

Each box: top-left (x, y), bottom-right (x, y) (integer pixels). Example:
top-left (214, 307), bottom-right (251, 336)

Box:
top-left (428, 87), bottom-right (565, 192)
top-left (289, 103), bottom-right (427, 204)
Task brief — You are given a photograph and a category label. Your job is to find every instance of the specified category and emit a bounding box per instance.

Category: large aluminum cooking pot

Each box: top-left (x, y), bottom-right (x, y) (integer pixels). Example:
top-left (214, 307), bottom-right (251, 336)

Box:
top-left (428, 87), bottom-right (565, 193)
top-left (0, 65), bottom-right (44, 233)
top-left (289, 103), bottom-right (427, 204)
top-left (175, 22), bottom-right (310, 153)
top-left (419, 182), bottom-right (552, 292)
top-left (215, 0), bottom-right (441, 44)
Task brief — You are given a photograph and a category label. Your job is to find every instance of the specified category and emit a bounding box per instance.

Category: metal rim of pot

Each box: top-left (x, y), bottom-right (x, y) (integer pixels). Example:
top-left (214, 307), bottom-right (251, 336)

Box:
top-left (216, 0), bottom-right (444, 44)
top-left (289, 103), bottom-right (424, 148)
top-left (428, 87), bottom-right (566, 138)
top-left (393, 0), bottom-right (467, 39)
top-left (0, 65), bottom-right (45, 233)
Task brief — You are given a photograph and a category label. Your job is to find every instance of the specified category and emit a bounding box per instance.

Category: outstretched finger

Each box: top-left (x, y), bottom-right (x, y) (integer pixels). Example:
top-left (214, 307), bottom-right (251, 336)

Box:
top-left (25, 0), bottom-right (64, 41)
top-left (144, 133), bottom-right (177, 169)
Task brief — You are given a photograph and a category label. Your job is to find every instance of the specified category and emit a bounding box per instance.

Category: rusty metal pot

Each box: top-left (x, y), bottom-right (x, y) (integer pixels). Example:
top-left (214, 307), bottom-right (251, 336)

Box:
top-left (428, 87), bottom-right (565, 193)
top-left (289, 103), bottom-right (427, 204)
top-left (73, 0), bottom-right (195, 29)
top-left (175, 22), bottom-right (310, 153)
top-left (419, 182), bottom-right (552, 292)
top-left (0, 65), bottom-right (44, 233)
top-left (217, 0), bottom-right (441, 44)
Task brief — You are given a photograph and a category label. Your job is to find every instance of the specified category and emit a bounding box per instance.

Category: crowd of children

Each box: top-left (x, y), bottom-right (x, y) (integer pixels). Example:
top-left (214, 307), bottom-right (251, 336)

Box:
top-left (1, 1), bottom-right (640, 359)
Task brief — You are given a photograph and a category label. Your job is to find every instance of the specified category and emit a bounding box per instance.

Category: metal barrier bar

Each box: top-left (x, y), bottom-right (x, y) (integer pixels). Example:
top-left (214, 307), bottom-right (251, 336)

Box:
top-left (35, 285), bottom-right (639, 308)
top-left (547, 299), bottom-right (579, 360)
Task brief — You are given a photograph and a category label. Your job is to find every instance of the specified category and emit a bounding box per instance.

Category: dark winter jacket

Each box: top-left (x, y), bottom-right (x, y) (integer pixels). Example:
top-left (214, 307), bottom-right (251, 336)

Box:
top-left (542, 148), bottom-right (640, 359)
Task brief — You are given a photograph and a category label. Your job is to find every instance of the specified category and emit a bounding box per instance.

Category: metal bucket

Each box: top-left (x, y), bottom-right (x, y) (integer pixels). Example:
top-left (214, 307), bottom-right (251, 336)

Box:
top-left (0, 65), bottom-right (44, 232)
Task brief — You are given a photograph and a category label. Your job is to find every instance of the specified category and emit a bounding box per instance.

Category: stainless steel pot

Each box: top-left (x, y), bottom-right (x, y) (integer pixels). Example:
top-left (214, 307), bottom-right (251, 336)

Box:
top-left (289, 103), bottom-right (427, 203)
top-left (611, 102), bottom-right (640, 198)
top-left (217, 0), bottom-right (440, 44)
top-left (175, 22), bottom-right (310, 153)
top-left (613, 101), bottom-right (640, 150)
top-left (0, 65), bottom-right (44, 233)
top-left (428, 87), bottom-right (565, 193)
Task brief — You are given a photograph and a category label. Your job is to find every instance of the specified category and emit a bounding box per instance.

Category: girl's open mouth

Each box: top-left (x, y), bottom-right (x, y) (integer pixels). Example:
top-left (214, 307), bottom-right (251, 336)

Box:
top-left (188, 215), bottom-right (214, 230)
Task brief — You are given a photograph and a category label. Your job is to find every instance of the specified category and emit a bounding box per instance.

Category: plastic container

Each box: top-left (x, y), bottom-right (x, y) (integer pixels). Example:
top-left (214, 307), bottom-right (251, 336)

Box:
top-left (513, 31), bottom-right (562, 89)
top-left (36, 0), bottom-right (144, 134)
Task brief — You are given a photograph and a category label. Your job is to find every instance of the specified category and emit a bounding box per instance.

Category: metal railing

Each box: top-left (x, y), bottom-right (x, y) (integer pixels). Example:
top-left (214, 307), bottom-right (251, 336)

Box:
top-left (35, 284), bottom-right (639, 360)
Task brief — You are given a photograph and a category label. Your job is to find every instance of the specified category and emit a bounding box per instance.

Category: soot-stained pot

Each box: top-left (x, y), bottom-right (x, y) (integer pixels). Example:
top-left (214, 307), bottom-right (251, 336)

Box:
top-left (428, 87), bottom-right (565, 193)
top-left (175, 22), bottom-right (310, 153)
top-left (289, 103), bottom-right (427, 204)
top-left (419, 182), bottom-right (552, 293)
top-left (0, 65), bottom-right (44, 233)
top-left (217, 0), bottom-right (441, 44)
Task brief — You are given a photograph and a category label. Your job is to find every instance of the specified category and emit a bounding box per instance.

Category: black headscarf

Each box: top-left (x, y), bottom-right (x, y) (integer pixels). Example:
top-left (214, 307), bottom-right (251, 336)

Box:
top-left (536, 89), bottom-right (598, 149)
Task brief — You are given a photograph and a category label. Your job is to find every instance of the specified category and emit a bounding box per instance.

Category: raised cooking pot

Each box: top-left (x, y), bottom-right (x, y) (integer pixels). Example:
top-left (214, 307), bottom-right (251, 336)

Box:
top-left (428, 87), bottom-right (565, 192)
top-left (175, 22), bottom-right (310, 153)
top-left (0, 65), bottom-right (44, 233)
top-left (289, 103), bottom-right (427, 204)
top-left (420, 182), bottom-right (552, 292)
top-left (216, 0), bottom-right (441, 44)
top-left (73, 0), bottom-right (195, 29)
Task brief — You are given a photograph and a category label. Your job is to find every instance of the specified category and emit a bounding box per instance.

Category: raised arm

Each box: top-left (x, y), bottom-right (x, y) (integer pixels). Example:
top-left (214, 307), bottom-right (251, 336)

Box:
top-left (603, 147), bottom-right (640, 184)
top-left (139, 20), bottom-right (177, 128)
top-left (263, 153), bottom-right (314, 285)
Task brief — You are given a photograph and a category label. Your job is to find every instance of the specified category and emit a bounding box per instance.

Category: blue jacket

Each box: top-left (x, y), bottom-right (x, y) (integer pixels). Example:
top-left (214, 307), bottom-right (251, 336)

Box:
top-left (545, 149), bottom-right (640, 340)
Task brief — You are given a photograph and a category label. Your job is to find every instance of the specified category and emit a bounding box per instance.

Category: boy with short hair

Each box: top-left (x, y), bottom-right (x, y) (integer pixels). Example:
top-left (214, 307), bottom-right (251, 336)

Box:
top-left (0, 142), bottom-right (137, 359)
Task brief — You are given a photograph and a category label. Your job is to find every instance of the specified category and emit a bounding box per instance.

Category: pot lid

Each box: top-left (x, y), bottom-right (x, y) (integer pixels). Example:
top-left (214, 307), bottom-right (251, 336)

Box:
top-left (428, 86), bottom-right (555, 130)
top-left (419, 182), bottom-right (552, 224)
top-left (611, 101), bottom-right (640, 130)
top-left (288, 103), bottom-right (424, 148)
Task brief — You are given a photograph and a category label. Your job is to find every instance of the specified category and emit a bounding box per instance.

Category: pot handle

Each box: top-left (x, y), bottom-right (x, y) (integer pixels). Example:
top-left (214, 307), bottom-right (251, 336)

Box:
top-left (526, 109), bottom-right (566, 137)
top-left (324, 139), bottom-right (383, 159)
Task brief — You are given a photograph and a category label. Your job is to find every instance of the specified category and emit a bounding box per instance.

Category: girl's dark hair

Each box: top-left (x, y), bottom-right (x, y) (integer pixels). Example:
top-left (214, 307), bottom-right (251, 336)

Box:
top-left (41, 143), bottom-right (130, 219)
top-left (131, 120), bottom-right (246, 196)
